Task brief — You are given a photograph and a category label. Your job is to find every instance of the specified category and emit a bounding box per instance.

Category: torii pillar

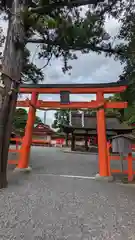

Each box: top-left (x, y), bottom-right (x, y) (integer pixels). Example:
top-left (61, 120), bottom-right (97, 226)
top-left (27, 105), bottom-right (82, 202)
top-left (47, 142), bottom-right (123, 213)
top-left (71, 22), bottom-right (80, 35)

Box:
top-left (16, 83), bottom-right (127, 177)
top-left (15, 92), bottom-right (38, 171)
top-left (96, 91), bottom-right (109, 179)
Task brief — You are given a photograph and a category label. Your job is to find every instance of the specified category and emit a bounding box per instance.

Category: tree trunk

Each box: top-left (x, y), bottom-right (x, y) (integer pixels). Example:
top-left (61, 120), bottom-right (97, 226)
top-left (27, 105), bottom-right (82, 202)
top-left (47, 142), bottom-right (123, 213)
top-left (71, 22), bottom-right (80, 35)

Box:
top-left (0, 89), bottom-right (18, 188)
top-left (0, 0), bottom-right (25, 188)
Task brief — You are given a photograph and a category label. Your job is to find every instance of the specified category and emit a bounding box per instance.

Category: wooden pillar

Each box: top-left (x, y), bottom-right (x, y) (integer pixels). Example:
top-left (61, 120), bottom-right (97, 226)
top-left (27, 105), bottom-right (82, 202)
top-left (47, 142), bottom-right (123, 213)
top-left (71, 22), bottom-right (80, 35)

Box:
top-left (17, 92), bottom-right (38, 169)
top-left (96, 92), bottom-right (108, 176)
top-left (71, 132), bottom-right (75, 151)
top-left (128, 153), bottom-right (133, 182)
top-left (84, 132), bottom-right (88, 151)
top-left (65, 132), bottom-right (69, 147)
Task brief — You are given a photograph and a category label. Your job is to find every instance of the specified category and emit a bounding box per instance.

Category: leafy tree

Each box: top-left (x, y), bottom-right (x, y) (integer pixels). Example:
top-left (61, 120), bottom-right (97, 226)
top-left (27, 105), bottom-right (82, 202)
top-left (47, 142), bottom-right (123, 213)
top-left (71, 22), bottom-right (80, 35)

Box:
top-left (124, 105), bottom-right (135, 125)
top-left (114, 1), bottom-right (135, 106)
top-left (80, 94), bottom-right (122, 119)
top-left (35, 115), bottom-right (42, 125)
top-left (22, 48), bottom-right (44, 84)
top-left (12, 108), bottom-right (28, 133)
top-left (0, 0), bottom-right (134, 187)
top-left (12, 108), bottom-right (42, 134)
top-left (105, 94), bottom-right (135, 125)
top-left (105, 94), bottom-right (122, 119)
top-left (52, 109), bottom-right (70, 131)
top-left (52, 109), bottom-right (80, 131)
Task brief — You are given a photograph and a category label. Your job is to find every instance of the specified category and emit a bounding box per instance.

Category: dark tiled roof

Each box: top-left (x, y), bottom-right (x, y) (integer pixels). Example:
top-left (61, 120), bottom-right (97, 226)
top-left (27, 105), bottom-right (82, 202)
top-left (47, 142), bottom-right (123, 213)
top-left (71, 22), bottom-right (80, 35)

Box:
top-left (69, 114), bottom-right (132, 131)
top-left (33, 123), bottom-right (55, 135)
top-left (73, 129), bottom-right (116, 135)
top-left (111, 134), bottom-right (135, 141)
top-left (20, 80), bottom-right (128, 89)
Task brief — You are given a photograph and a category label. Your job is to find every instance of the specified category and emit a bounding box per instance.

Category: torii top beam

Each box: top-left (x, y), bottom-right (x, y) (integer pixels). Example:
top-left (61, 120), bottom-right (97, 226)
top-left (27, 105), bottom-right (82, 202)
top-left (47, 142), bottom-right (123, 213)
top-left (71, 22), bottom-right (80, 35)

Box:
top-left (20, 81), bottom-right (127, 94)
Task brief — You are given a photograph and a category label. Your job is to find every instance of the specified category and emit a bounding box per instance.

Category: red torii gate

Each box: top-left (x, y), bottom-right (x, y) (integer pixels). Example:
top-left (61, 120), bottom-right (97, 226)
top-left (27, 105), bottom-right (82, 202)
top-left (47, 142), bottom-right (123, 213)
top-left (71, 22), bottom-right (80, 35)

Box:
top-left (16, 82), bottom-right (128, 178)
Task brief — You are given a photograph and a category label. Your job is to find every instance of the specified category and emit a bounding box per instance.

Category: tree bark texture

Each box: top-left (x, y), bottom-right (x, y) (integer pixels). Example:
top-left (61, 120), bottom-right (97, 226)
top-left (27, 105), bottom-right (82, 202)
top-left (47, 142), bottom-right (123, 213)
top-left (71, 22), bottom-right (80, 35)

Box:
top-left (0, 0), bottom-right (25, 188)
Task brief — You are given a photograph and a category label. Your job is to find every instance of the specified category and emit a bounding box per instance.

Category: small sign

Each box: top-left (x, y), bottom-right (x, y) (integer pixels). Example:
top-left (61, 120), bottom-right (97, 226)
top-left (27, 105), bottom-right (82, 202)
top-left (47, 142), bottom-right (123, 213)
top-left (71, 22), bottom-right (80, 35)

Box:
top-left (60, 91), bottom-right (70, 104)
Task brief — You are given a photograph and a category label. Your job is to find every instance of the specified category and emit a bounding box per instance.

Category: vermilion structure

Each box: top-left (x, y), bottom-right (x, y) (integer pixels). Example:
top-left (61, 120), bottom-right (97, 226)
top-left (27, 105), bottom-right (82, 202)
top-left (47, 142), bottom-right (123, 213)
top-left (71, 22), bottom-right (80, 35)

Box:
top-left (16, 82), bottom-right (128, 177)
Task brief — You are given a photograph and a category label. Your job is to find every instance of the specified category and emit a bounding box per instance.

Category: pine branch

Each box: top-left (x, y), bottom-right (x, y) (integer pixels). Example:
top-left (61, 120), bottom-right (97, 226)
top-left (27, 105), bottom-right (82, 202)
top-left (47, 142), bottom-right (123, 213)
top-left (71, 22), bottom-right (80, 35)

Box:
top-left (27, 38), bottom-right (124, 55)
top-left (28, 0), bottom-right (103, 14)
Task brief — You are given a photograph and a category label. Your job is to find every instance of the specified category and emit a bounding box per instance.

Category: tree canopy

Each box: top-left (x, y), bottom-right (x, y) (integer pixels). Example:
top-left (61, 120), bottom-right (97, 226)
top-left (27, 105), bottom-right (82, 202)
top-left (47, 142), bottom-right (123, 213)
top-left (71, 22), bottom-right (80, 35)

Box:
top-left (1, 0), bottom-right (135, 137)
top-left (0, 0), bottom-right (133, 79)
top-left (12, 108), bottom-right (42, 135)
top-left (52, 109), bottom-right (79, 131)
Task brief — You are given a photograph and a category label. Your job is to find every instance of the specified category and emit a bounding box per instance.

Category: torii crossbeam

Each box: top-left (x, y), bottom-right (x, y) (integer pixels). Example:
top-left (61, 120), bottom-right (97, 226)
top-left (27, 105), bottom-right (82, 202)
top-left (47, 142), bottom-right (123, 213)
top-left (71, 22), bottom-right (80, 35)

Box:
top-left (16, 82), bottom-right (128, 179)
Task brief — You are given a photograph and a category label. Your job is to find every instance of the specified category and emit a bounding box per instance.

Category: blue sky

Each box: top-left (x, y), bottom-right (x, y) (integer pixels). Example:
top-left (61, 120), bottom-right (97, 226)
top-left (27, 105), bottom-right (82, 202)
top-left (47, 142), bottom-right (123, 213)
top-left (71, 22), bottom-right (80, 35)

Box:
top-left (0, 15), bottom-right (124, 127)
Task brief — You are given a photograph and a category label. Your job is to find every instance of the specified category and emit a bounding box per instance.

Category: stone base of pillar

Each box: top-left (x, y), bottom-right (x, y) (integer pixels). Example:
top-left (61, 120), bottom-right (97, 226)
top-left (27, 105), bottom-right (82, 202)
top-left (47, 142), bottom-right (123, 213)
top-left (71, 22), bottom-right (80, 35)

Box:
top-left (95, 173), bottom-right (114, 182)
top-left (13, 166), bottom-right (32, 173)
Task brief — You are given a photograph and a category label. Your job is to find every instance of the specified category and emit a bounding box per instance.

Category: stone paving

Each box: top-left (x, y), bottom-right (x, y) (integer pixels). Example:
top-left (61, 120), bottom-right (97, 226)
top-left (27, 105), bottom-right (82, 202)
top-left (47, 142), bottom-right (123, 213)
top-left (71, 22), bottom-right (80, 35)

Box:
top-left (1, 147), bottom-right (135, 239)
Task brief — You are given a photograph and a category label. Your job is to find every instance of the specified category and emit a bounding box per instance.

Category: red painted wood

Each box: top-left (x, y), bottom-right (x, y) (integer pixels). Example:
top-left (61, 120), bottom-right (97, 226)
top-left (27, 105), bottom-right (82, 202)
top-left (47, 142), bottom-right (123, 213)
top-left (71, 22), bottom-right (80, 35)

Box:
top-left (17, 100), bottom-right (128, 109)
top-left (20, 85), bottom-right (127, 94)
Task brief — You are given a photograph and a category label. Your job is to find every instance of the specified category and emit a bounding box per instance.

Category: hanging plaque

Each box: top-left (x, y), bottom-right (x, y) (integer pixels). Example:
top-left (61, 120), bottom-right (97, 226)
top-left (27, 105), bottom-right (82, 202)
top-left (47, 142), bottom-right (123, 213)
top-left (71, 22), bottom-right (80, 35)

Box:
top-left (60, 91), bottom-right (70, 104)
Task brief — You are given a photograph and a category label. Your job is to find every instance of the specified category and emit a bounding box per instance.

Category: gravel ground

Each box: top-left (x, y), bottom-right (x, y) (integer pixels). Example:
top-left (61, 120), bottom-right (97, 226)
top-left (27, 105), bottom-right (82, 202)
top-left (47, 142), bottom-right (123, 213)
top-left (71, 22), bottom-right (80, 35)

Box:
top-left (1, 146), bottom-right (135, 239)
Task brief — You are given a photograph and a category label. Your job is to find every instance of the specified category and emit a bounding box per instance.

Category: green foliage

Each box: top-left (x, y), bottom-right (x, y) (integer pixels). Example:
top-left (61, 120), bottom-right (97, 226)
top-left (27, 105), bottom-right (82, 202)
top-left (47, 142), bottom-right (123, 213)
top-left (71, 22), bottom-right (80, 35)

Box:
top-left (35, 115), bottom-right (42, 124)
top-left (124, 105), bottom-right (135, 125)
top-left (12, 108), bottom-right (42, 134)
top-left (114, 1), bottom-right (135, 106)
top-left (52, 109), bottom-right (70, 130)
top-left (82, 109), bottom-right (97, 116)
top-left (27, 1), bottom-right (135, 73)
top-left (12, 108), bottom-right (28, 132)
top-left (21, 0), bottom-right (130, 73)
top-left (105, 94), bottom-right (123, 120)
top-left (27, 9), bottom-right (108, 73)
top-left (106, 94), bottom-right (135, 125)
top-left (1, 0), bottom-right (135, 82)
top-left (22, 48), bottom-right (44, 83)
top-left (52, 109), bottom-right (79, 130)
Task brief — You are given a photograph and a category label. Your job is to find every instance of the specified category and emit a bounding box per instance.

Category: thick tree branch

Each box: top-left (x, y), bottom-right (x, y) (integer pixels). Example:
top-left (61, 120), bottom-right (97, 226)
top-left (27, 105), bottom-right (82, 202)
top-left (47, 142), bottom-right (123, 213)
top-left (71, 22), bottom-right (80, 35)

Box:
top-left (29, 0), bottom-right (104, 14)
top-left (27, 38), bottom-right (124, 55)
